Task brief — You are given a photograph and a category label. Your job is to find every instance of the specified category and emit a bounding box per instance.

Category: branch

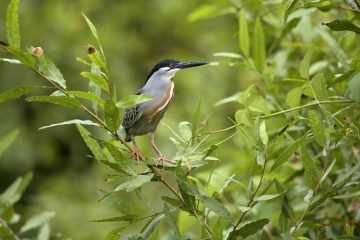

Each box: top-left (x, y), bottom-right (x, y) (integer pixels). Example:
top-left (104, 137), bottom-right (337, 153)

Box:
top-left (233, 154), bottom-right (267, 230)
top-left (0, 218), bottom-right (20, 240)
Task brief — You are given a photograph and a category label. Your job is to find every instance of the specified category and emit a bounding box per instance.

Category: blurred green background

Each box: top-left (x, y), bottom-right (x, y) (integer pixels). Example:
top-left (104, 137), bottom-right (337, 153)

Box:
top-left (2, 0), bottom-right (358, 239)
top-left (0, 0), bottom-right (245, 238)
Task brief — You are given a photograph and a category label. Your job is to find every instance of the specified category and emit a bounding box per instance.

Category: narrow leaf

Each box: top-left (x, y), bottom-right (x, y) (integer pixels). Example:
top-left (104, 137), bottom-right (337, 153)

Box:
top-left (199, 195), bottom-right (232, 224)
top-left (77, 124), bottom-right (107, 161)
top-left (38, 58), bottom-right (67, 89)
top-left (307, 110), bottom-right (326, 147)
top-left (90, 215), bottom-right (138, 223)
top-left (211, 218), bottom-right (224, 240)
top-left (229, 218), bottom-right (269, 239)
top-left (26, 96), bottom-right (81, 108)
top-left (235, 108), bottom-right (253, 127)
top-left (271, 136), bottom-right (305, 171)
top-left (191, 100), bottom-right (201, 144)
top-left (286, 86), bottom-right (304, 108)
top-left (239, 8), bottom-right (249, 57)
top-left (20, 212), bottom-right (55, 233)
top-left (299, 50), bottom-right (313, 79)
top-left (104, 227), bottom-right (125, 240)
top-left (284, 0), bottom-right (300, 23)
top-left (253, 17), bottom-right (266, 73)
top-left (114, 174), bottom-right (154, 192)
top-left (105, 142), bottom-right (134, 175)
top-left (81, 71), bottom-right (109, 92)
top-left (6, 46), bottom-right (35, 67)
top-left (348, 71), bottom-right (360, 103)
top-left (0, 172), bottom-right (32, 206)
top-left (322, 158), bottom-right (336, 184)
top-left (68, 91), bottom-right (105, 107)
top-left (310, 73), bottom-right (327, 100)
top-left (0, 129), bottom-right (19, 157)
top-left (323, 20), bottom-right (360, 34)
top-left (0, 58), bottom-right (21, 64)
top-left (39, 119), bottom-right (99, 130)
top-left (116, 94), bottom-right (152, 108)
top-left (6, 0), bottom-right (20, 48)
top-left (164, 204), bottom-right (181, 239)
top-left (104, 100), bottom-right (120, 132)
top-left (255, 193), bottom-right (283, 202)
top-left (37, 223), bottom-right (50, 240)
top-left (301, 145), bottom-right (321, 190)
top-left (259, 120), bottom-right (268, 145)
top-left (0, 86), bottom-right (36, 103)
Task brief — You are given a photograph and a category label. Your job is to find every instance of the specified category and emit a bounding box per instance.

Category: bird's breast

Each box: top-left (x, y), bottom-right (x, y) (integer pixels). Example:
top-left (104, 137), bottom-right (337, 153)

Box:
top-left (147, 80), bottom-right (175, 120)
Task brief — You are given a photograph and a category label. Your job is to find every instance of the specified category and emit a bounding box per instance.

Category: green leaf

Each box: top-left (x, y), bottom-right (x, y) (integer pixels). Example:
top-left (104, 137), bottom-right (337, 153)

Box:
top-left (310, 73), bottom-right (327, 100)
top-left (100, 190), bottom-right (132, 215)
top-left (0, 172), bottom-right (32, 206)
top-left (246, 95), bottom-right (270, 114)
top-left (235, 108), bottom-right (253, 127)
top-left (90, 215), bottom-right (138, 222)
top-left (211, 218), bottom-right (224, 240)
top-left (0, 58), bottom-right (21, 64)
top-left (26, 95), bottom-right (81, 108)
top-left (88, 63), bottom-right (102, 113)
top-left (6, 0), bottom-right (20, 48)
top-left (37, 223), bottom-right (50, 240)
top-left (301, 145), bottom-right (321, 190)
top-left (199, 195), bottom-right (232, 224)
top-left (253, 17), bottom-right (266, 73)
top-left (80, 71), bottom-right (109, 92)
top-left (6, 46), bottom-right (35, 67)
top-left (0, 129), bottom-right (19, 157)
top-left (323, 20), bottom-right (360, 34)
top-left (187, 4), bottom-right (219, 22)
top-left (116, 94), bottom-right (152, 108)
top-left (307, 110), bottom-right (326, 147)
top-left (114, 174), bottom-right (154, 192)
top-left (164, 203), bottom-right (181, 239)
top-left (104, 227), bottom-right (125, 240)
top-left (299, 50), bottom-right (313, 79)
top-left (255, 193), bottom-right (283, 202)
top-left (0, 86), bottom-right (36, 103)
top-left (259, 120), bottom-right (268, 145)
top-left (39, 119), bottom-right (99, 130)
top-left (161, 196), bottom-right (184, 208)
top-left (229, 218), bottom-right (269, 239)
top-left (104, 100), bottom-right (120, 132)
top-left (348, 71), bottom-right (360, 103)
top-left (88, 49), bottom-right (106, 71)
top-left (284, 0), bottom-right (300, 23)
top-left (77, 124), bottom-right (107, 161)
top-left (286, 86), bottom-right (304, 108)
top-left (175, 162), bottom-right (197, 212)
top-left (333, 190), bottom-right (360, 199)
top-left (269, 18), bottom-right (301, 53)
top-left (38, 58), bottom-right (67, 89)
top-left (239, 8), bottom-right (249, 57)
top-left (20, 212), bottom-right (55, 233)
top-left (178, 121), bottom-right (192, 142)
top-left (271, 136), bottom-right (305, 171)
top-left (68, 91), bottom-right (105, 107)
top-left (105, 142), bottom-right (134, 175)
top-left (274, 179), bottom-right (295, 220)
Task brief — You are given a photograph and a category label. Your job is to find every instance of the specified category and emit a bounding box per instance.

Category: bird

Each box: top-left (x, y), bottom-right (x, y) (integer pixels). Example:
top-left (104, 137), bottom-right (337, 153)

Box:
top-left (122, 59), bottom-right (207, 165)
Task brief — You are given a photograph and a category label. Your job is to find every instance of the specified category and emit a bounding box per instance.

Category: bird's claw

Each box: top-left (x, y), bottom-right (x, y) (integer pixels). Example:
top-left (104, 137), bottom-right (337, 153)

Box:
top-left (155, 155), bottom-right (175, 166)
top-left (130, 148), bottom-right (143, 164)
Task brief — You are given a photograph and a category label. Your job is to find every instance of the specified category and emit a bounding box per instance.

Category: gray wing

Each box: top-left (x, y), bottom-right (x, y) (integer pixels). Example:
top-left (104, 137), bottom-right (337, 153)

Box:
top-left (122, 89), bottom-right (143, 129)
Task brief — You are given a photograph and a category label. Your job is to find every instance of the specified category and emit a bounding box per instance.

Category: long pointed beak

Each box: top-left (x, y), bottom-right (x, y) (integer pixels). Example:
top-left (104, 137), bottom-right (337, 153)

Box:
top-left (174, 61), bottom-right (208, 69)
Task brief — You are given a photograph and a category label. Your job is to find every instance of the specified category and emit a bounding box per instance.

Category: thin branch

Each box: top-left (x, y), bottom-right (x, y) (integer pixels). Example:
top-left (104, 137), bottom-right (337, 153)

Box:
top-left (196, 99), bottom-right (354, 138)
top-left (0, 218), bottom-right (20, 240)
top-left (233, 154), bottom-right (267, 231)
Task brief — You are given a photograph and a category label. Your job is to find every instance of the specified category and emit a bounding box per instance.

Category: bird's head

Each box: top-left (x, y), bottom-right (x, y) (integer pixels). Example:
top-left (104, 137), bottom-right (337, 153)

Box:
top-left (145, 59), bottom-right (207, 83)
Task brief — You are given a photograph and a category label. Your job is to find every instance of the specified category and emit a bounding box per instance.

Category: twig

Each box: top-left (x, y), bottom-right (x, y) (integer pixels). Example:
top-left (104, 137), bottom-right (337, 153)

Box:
top-left (196, 99), bottom-right (354, 138)
top-left (233, 154), bottom-right (267, 231)
top-left (0, 218), bottom-right (20, 240)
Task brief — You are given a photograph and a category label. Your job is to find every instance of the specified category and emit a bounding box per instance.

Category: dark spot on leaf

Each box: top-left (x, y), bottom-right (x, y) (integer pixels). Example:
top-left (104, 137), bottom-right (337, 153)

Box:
top-left (88, 47), bottom-right (96, 54)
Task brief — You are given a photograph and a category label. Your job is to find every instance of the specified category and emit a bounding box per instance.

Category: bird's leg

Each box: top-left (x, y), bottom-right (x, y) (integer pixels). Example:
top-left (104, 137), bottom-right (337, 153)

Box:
top-left (150, 133), bottom-right (175, 166)
top-left (130, 136), bottom-right (143, 164)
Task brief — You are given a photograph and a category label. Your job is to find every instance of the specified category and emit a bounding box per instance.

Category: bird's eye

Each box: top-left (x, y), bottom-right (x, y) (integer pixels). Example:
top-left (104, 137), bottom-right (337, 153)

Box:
top-left (169, 64), bottom-right (174, 69)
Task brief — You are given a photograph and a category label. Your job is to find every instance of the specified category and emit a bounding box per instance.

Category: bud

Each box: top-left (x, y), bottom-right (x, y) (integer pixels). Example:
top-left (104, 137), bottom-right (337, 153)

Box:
top-left (88, 46), bottom-right (95, 54)
top-left (31, 47), bottom-right (43, 57)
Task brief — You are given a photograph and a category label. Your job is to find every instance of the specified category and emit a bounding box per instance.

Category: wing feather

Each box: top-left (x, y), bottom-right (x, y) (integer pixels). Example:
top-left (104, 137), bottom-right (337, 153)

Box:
top-left (122, 89), bottom-right (143, 129)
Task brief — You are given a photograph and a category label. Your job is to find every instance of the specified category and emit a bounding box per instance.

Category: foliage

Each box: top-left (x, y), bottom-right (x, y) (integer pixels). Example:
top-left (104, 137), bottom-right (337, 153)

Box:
top-left (1, 0), bottom-right (360, 239)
